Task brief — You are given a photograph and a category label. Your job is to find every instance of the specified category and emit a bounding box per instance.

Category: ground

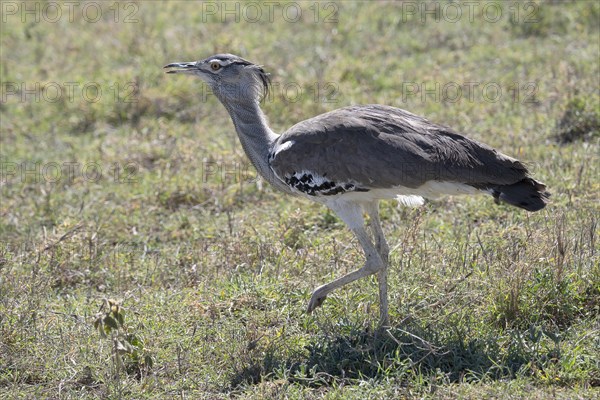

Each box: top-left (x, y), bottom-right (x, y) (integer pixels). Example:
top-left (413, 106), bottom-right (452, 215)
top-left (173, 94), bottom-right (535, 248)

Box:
top-left (1, 1), bottom-right (599, 399)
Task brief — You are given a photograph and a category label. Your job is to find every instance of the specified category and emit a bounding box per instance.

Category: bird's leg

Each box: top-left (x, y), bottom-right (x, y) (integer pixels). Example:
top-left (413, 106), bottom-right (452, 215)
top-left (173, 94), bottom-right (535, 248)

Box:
top-left (307, 203), bottom-right (385, 315)
top-left (307, 225), bottom-right (384, 313)
top-left (366, 203), bottom-right (390, 264)
top-left (366, 203), bottom-right (390, 327)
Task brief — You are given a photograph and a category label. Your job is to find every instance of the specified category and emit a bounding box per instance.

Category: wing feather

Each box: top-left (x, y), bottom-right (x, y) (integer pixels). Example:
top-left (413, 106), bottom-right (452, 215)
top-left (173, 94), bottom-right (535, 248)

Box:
top-left (269, 105), bottom-right (529, 191)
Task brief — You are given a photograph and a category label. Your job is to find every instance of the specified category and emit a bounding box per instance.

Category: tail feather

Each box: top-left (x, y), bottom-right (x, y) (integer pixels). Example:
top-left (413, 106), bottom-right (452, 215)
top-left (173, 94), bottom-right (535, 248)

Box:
top-left (493, 178), bottom-right (550, 212)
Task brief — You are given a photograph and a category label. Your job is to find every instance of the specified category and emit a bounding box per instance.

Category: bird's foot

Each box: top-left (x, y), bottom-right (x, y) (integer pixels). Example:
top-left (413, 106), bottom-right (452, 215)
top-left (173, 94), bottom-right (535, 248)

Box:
top-left (307, 287), bottom-right (328, 313)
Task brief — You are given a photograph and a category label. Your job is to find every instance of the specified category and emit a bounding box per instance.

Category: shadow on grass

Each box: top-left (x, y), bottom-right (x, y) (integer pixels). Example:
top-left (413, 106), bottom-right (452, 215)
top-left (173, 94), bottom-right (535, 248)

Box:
top-left (229, 320), bottom-right (537, 389)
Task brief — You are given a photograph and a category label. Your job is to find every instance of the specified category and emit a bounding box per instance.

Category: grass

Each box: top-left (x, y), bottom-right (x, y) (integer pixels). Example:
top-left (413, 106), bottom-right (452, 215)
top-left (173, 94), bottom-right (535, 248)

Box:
top-left (1, 0), bottom-right (599, 398)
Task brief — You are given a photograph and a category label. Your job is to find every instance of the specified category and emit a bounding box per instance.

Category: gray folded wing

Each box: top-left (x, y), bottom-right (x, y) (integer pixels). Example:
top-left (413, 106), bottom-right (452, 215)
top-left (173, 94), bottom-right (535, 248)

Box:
top-left (269, 104), bottom-right (529, 190)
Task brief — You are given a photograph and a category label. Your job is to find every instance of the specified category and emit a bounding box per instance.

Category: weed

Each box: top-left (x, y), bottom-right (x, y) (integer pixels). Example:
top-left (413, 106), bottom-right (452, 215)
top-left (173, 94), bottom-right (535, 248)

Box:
top-left (93, 298), bottom-right (154, 380)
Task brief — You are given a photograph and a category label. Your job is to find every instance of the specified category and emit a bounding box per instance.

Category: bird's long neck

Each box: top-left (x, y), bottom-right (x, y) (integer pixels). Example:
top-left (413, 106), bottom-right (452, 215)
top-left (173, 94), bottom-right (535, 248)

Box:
top-left (221, 99), bottom-right (289, 192)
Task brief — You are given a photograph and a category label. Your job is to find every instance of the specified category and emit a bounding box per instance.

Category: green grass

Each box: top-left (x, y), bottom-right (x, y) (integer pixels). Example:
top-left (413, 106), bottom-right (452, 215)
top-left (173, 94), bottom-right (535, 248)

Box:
top-left (1, 1), bottom-right (599, 398)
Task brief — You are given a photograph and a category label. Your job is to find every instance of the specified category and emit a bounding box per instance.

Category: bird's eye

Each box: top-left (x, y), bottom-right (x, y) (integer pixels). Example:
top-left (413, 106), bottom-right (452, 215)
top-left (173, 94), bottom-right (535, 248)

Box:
top-left (210, 62), bottom-right (221, 71)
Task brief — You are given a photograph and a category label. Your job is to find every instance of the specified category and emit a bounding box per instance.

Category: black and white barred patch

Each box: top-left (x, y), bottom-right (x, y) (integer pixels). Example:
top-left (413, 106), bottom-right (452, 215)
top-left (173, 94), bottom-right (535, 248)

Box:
top-left (283, 171), bottom-right (369, 197)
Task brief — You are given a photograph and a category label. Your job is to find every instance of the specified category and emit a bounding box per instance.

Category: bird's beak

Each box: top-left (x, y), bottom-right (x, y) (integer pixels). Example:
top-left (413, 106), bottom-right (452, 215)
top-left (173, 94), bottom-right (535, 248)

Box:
top-left (163, 62), bottom-right (199, 74)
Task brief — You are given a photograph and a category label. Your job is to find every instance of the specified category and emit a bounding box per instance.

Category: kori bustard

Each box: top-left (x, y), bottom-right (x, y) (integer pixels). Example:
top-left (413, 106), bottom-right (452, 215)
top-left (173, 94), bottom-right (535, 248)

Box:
top-left (165, 54), bottom-right (549, 326)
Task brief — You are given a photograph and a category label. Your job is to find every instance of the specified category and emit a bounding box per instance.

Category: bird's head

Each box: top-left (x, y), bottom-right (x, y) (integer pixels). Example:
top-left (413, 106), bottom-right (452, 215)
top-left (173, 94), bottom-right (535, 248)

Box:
top-left (164, 53), bottom-right (270, 104)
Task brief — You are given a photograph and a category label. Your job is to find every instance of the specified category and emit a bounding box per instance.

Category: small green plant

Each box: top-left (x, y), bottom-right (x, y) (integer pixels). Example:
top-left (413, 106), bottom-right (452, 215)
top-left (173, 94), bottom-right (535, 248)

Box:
top-left (94, 299), bottom-right (154, 379)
